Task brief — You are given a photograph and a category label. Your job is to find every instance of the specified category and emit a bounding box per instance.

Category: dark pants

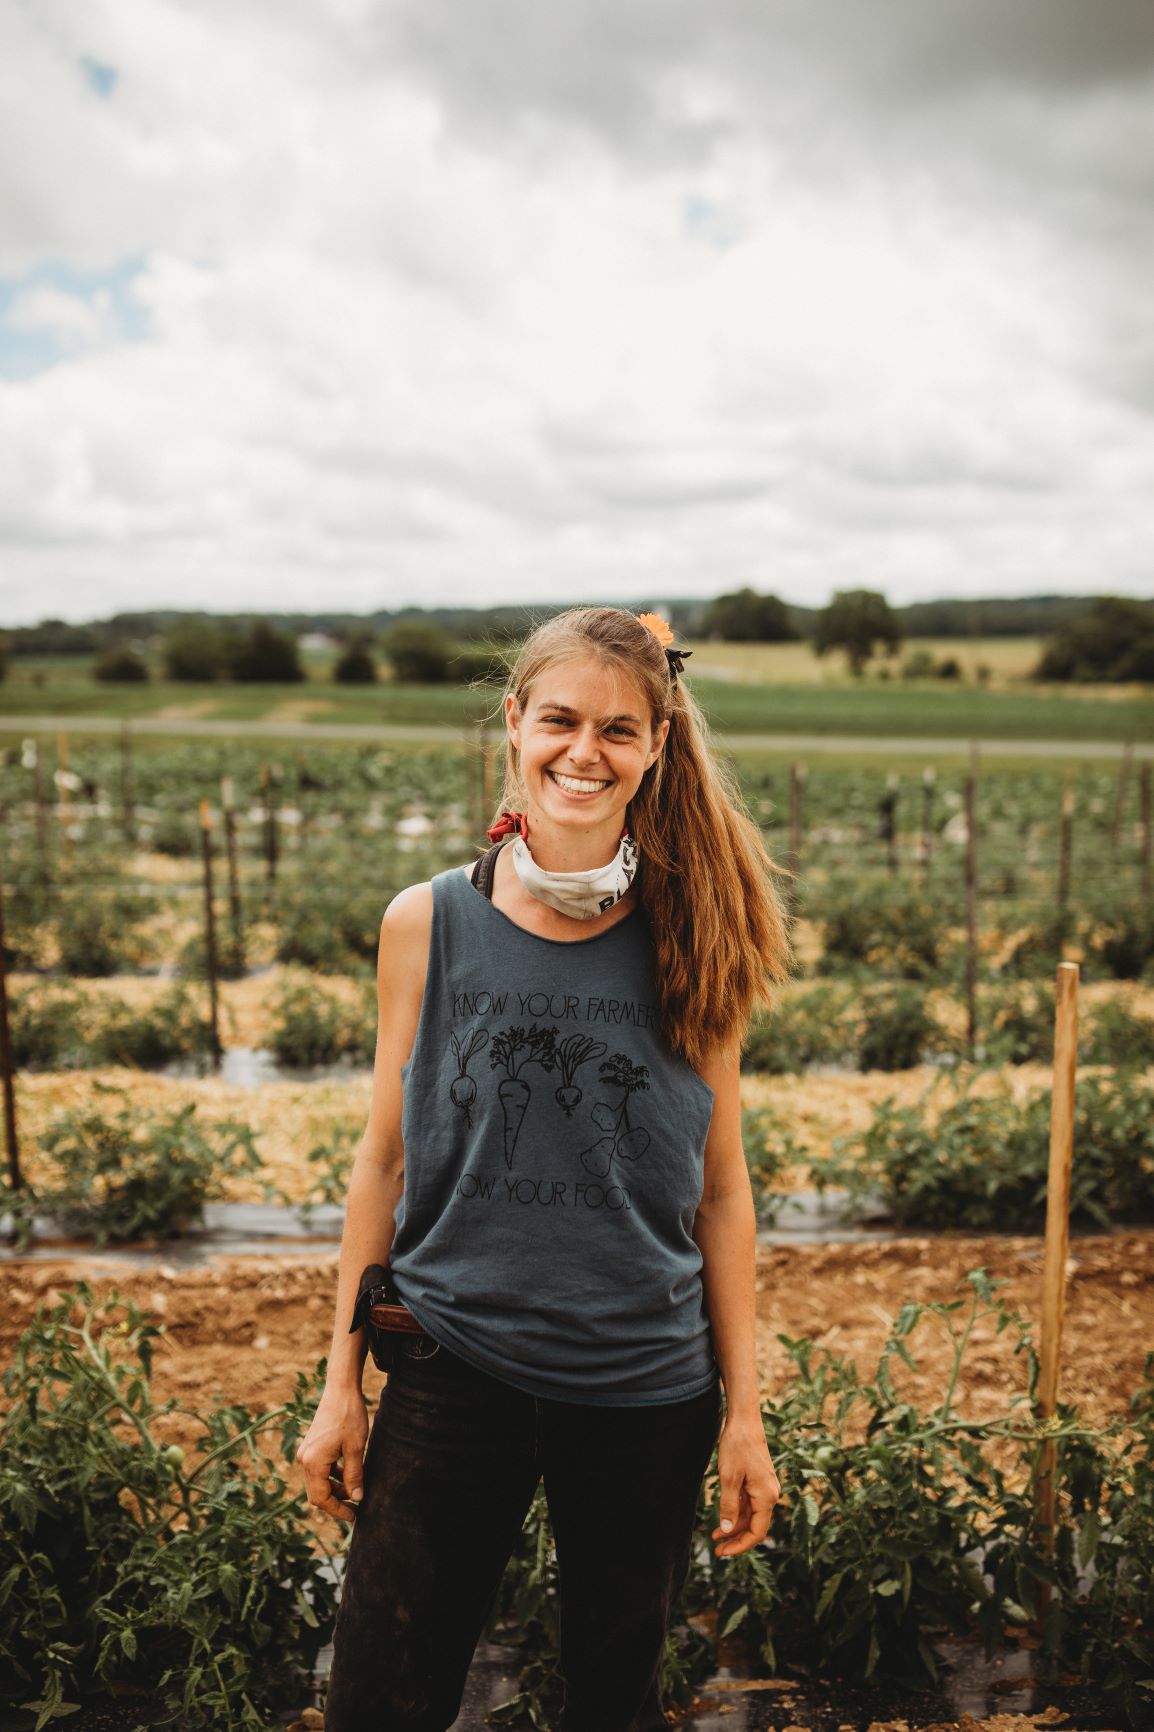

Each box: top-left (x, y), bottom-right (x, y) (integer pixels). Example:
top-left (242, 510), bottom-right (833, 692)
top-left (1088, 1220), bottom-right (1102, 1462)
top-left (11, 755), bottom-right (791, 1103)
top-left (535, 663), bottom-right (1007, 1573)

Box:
top-left (324, 1335), bottom-right (723, 1732)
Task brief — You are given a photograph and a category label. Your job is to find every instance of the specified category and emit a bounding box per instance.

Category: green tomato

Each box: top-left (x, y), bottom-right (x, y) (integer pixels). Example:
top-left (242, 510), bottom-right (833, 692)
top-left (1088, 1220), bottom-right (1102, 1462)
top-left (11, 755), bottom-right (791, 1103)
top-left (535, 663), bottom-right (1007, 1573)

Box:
top-left (162, 1445), bottom-right (186, 1467)
top-left (812, 1445), bottom-right (838, 1469)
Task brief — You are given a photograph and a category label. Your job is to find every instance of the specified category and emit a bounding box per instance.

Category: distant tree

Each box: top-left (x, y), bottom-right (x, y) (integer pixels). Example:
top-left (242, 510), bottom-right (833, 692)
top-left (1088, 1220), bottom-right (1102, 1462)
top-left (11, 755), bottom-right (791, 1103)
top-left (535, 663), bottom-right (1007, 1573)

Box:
top-left (700, 588), bottom-right (800, 642)
top-left (381, 622), bottom-right (453, 683)
top-left (901, 649), bottom-right (936, 681)
top-left (814, 590), bottom-right (902, 675)
top-left (333, 634), bottom-right (378, 684)
top-left (1033, 596), bottom-right (1154, 684)
top-left (0, 635), bottom-right (8, 682)
top-left (94, 643), bottom-right (150, 683)
top-left (162, 620), bottom-right (231, 681)
top-left (228, 620), bottom-right (306, 683)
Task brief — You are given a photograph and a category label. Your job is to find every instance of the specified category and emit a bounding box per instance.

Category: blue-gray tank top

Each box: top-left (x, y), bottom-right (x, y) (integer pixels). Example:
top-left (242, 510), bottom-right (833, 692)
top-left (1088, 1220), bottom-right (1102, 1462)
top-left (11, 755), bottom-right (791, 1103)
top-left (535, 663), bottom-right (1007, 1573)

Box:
top-left (388, 863), bottom-right (719, 1405)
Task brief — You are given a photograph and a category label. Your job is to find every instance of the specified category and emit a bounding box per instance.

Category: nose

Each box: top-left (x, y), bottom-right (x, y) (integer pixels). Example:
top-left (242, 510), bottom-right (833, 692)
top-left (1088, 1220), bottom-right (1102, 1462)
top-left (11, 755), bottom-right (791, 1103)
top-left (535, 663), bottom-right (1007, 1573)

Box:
top-left (566, 723), bottom-right (604, 768)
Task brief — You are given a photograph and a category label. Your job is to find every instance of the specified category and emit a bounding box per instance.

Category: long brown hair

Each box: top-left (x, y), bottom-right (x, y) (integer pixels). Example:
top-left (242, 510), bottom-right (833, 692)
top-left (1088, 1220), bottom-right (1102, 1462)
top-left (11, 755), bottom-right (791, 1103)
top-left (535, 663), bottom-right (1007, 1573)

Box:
top-left (486, 606), bottom-right (792, 1072)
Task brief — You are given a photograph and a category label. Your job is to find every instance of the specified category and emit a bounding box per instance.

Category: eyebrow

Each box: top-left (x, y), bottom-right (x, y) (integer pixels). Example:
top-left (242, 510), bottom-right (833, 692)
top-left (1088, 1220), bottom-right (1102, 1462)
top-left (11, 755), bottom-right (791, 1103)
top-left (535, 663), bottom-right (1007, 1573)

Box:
top-left (537, 701), bottom-right (643, 725)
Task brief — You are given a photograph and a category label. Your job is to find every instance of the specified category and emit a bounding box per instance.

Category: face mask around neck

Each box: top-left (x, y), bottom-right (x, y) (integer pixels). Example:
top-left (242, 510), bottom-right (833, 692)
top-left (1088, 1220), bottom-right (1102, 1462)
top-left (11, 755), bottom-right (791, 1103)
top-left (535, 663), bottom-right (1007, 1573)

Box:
top-left (510, 830), bottom-right (639, 920)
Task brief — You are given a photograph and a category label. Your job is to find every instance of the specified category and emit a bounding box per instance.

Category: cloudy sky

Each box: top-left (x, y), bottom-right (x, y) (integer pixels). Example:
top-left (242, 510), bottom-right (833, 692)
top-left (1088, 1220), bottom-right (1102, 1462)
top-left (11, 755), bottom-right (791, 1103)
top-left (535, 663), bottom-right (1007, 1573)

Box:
top-left (2, 0), bottom-right (1153, 626)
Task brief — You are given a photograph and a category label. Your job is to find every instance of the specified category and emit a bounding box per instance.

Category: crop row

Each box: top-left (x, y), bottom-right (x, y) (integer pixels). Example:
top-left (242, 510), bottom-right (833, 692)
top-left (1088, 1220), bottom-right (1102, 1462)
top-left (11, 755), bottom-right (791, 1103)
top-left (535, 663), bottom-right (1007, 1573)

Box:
top-left (3, 1278), bottom-right (1151, 1730)
top-left (4, 1067), bottom-right (1152, 1249)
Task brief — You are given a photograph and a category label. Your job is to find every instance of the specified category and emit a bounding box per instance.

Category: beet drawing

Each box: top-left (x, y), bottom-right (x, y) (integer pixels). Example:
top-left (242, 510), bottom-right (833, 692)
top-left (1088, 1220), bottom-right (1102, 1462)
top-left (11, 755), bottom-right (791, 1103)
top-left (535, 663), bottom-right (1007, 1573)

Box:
top-left (449, 1027), bottom-right (489, 1126)
top-left (489, 1024), bottom-right (557, 1167)
top-left (578, 1052), bottom-right (652, 1177)
top-left (553, 1035), bottom-right (608, 1118)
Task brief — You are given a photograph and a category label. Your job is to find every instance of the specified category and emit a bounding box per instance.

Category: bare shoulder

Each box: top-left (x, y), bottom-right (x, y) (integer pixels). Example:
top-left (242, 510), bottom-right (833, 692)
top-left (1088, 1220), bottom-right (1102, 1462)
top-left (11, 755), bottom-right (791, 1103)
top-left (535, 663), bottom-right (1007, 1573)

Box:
top-left (382, 880), bottom-right (434, 932)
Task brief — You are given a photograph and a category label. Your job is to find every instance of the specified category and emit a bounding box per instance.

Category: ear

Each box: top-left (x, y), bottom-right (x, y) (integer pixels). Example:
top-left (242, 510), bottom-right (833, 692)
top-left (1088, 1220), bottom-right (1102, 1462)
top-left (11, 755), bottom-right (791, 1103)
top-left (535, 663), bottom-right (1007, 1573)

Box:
top-left (505, 692), bottom-right (522, 750)
top-left (645, 716), bottom-right (670, 770)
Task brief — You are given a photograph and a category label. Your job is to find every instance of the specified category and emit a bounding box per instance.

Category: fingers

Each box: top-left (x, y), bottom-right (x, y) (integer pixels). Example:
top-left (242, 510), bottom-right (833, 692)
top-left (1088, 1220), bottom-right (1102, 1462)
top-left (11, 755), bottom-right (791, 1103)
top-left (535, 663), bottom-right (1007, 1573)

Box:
top-left (712, 1465), bottom-right (781, 1558)
top-left (295, 1436), bottom-right (365, 1524)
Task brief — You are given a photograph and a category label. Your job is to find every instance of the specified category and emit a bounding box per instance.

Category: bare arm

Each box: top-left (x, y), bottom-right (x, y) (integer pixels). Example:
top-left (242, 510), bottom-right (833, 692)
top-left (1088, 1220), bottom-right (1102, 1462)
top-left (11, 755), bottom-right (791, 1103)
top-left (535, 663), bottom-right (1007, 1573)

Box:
top-left (295, 881), bottom-right (432, 1520)
top-left (692, 1042), bottom-right (781, 1556)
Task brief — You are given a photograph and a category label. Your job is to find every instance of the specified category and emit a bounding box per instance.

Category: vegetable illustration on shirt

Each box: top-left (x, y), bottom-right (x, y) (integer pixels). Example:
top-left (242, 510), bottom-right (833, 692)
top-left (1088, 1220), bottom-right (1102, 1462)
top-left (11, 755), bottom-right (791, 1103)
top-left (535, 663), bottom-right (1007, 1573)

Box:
top-left (553, 1035), bottom-right (608, 1118)
top-left (578, 1052), bottom-right (652, 1177)
top-left (489, 1024), bottom-right (558, 1167)
top-left (449, 1027), bottom-right (489, 1127)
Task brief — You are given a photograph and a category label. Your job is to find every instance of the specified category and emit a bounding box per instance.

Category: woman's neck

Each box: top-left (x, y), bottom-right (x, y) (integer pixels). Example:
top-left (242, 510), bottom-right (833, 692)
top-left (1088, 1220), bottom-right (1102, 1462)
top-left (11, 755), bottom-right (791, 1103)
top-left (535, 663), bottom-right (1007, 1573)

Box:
top-left (520, 813), bottom-right (625, 873)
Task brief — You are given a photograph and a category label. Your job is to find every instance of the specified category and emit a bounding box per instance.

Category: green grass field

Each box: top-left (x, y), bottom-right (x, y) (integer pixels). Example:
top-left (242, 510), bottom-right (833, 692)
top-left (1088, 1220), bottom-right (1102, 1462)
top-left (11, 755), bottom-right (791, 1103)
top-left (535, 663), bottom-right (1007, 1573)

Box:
top-left (1, 640), bottom-right (1151, 742)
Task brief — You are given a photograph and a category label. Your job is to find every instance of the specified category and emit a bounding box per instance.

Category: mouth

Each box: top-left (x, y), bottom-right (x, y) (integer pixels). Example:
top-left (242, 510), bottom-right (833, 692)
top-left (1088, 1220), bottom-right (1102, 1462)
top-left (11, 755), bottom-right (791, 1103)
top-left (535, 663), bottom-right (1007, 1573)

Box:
top-left (546, 769), bottom-right (613, 798)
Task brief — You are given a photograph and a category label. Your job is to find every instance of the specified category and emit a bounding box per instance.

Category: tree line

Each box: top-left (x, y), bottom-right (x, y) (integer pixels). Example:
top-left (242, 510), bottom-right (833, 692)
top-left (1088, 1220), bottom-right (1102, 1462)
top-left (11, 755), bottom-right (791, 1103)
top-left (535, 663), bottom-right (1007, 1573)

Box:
top-left (0, 590), bottom-right (1151, 684)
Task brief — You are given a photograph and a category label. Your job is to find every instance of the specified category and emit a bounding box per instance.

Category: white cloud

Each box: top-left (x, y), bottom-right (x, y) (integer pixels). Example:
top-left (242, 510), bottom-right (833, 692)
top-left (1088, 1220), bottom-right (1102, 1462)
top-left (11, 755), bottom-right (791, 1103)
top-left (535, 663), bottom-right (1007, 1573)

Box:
top-left (1, 0), bottom-right (1152, 624)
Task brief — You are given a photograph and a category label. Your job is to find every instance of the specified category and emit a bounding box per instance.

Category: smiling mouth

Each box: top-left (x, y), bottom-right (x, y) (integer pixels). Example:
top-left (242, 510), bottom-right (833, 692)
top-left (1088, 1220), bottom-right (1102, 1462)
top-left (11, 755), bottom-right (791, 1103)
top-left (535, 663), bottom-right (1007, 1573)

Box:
top-left (547, 770), bottom-right (613, 795)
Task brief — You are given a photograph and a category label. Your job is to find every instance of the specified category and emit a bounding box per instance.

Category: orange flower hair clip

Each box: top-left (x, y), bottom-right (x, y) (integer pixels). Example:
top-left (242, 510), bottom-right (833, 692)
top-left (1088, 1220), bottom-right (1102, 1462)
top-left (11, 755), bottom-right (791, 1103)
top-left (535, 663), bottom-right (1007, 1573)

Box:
top-left (638, 612), bottom-right (692, 683)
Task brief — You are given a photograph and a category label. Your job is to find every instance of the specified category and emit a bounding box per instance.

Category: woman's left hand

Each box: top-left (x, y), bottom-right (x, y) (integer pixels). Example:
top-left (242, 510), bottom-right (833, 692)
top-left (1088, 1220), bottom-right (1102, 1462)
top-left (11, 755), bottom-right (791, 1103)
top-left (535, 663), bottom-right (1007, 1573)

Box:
top-left (711, 1415), bottom-right (781, 1558)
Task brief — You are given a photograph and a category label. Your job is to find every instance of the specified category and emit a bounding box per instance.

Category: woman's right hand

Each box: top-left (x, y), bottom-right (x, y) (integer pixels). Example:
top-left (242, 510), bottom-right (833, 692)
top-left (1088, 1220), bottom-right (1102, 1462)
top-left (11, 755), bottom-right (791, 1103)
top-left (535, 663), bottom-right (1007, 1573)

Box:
top-left (296, 1387), bottom-right (371, 1523)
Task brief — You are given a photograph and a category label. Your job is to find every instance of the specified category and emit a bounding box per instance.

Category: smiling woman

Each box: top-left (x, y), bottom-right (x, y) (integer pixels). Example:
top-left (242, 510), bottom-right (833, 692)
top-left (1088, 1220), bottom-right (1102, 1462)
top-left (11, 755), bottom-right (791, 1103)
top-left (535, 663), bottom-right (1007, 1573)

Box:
top-left (298, 605), bottom-right (793, 1732)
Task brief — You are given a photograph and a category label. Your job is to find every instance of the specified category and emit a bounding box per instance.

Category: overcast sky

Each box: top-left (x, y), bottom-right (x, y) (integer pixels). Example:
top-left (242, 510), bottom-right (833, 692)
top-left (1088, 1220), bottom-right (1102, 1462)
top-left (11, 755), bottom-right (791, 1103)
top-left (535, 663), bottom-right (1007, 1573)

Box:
top-left (2, 0), bottom-right (1153, 627)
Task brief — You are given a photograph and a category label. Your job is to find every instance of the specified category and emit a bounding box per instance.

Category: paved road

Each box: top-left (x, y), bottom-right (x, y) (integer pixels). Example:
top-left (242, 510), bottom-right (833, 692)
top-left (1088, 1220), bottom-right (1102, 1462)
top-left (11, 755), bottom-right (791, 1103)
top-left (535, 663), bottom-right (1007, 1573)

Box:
top-left (0, 712), bottom-right (1150, 758)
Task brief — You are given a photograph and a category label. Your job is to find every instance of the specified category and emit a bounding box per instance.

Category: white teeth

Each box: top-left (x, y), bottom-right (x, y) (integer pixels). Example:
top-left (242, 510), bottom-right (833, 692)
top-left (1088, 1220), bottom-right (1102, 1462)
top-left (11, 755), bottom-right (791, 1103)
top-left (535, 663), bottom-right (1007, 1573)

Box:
top-left (551, 771), bottom-right (610, 794)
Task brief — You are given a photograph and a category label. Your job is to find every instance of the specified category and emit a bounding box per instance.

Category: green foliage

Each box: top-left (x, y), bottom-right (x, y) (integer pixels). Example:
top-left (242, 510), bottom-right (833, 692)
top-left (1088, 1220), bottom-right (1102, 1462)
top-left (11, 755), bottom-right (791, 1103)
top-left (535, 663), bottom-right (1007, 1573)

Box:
top-left (813, 589), bottom-right (902, 675)
top-left (0, 1285), bottom-right (336, 1731)
top-left (85, 983), bottom-right (218, 1070)
top-left (292, 1133), bottom-right (359, 1222)
top-left (380, 620), bottom-right (454, 683)
top-left (818, 1069), bottom-right (1154, 1232)
top-left (818, 882), bottom-right (941, 980)
top-left (485, 1274), bottom-right (1154, 1722)
top-left (268, 972), bottom-right (370, 1067)
top-left (227, 620), bottom-right (305, 683)
top-left (10, 980), bottom-right (89, 1069)
top-left (741, 1106), bottom-right (803, 1225)
top-left (11, 982), bottom-right (216, 1071)
top-left (93, 643), bottom-right (150, 683)
top-left (56, 885), bottom-right (149, 975)
top-left (332, 634), bottom-right (377, 684)
top-left (162, 619), bottom-right (232, 681)
top-left (701, 588), bottom-right (800, 642)
top-left (1084, 997), bottom-right (1154, 1067)
top-left (856, 986), bottom-right (944, 1072)
top-left (741, 984), bottom-right (857, 1073)
top-left (1033, 595), bottom-right (1154, 684)
top-left (978, 983), bottom-right (1057, 1065)
top-left (2, 1084), bottom-right (274, 1248)
top-left (1083, 903), bottom-right (1154, 981)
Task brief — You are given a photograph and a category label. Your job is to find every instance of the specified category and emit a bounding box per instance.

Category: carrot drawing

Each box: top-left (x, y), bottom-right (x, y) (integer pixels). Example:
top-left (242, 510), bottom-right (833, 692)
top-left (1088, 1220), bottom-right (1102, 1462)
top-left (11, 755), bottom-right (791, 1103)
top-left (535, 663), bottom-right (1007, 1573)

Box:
top-left (449, 1027), bottom-right (489, 1126)
top-left (554, 1035), bottom-right (608, 1118)
top-left (489, 1024), bottom-right (557, 1167)
top-left (579, 1052), bottom-right (652, 1177)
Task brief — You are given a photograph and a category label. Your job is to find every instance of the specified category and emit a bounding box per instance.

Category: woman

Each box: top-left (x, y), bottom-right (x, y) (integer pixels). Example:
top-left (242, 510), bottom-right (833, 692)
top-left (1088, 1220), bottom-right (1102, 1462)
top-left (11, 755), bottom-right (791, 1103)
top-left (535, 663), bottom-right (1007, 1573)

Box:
top-left (297, 605), bottom-right (791, 1732)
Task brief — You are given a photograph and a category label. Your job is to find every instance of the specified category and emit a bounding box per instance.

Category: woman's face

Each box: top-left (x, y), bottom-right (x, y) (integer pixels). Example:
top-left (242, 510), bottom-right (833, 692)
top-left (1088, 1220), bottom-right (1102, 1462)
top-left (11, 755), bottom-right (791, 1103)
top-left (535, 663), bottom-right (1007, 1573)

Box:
top-left (506, 653), bottom-right (668, 836)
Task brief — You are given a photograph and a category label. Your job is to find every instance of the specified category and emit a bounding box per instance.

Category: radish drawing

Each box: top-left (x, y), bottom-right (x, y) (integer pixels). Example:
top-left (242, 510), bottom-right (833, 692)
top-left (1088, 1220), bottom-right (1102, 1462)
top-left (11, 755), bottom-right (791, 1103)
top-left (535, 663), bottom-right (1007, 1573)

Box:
top-left (489, 1024), bottom-right (557, 1167)
top-left (449, 1027), bottom-right (489, 1126)
top-left (579, 1053), bottom-right (652, 1177)
top-left (554, 1035), bottom-right (608, 1117)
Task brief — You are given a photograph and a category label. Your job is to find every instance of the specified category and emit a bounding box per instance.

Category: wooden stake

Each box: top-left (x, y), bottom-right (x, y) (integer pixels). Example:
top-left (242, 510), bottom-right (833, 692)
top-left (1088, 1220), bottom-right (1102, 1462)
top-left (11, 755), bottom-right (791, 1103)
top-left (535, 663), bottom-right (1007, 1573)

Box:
top-left (120, 719), bottom-right (135, 846)
top-left (788, 761), bottom-right (805, 887)
top-left (1140, 762), bottom-right (1151, 900)
top-left (1110, 741), bottom-right (1133, 851)
top-left (57, 731), bottom-right (72, 855)
top-left (1034, 960), bottom-right (1079, 1627)
top-left (198, 799), bottom-right (222, 1069)
top-left (32, 743), bottom-right (50, 883)
top-left (964, 763), bottom-right (978, 1060)
top-left (1056, 769), bottom-right (1073, 950)
top-left (880, 775), bottom-right (898, 876)
top-left (920, 767), bottom-right (935, 882)
top-left (260, 764), bottom-right (278, 886)
top-left (0, 859), bottom-right (21, 1200)
top-left (221, 775), bottom-right (244, 975)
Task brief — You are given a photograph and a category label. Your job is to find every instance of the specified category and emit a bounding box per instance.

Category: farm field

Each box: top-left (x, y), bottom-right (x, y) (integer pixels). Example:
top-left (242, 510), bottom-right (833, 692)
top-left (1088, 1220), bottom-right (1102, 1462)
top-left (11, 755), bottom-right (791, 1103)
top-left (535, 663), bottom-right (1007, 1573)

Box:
top-left (2, 639), bottom-right (1152, 740)
top-left (3, 734), bottom-right (1154, 1730)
